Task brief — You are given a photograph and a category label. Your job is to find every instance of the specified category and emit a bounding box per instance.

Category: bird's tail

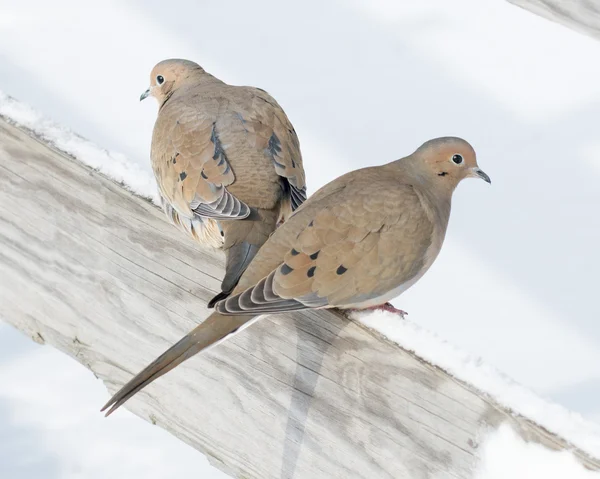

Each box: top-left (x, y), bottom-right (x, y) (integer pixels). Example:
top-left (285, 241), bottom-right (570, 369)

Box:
top-left (208, 241), bottom-right (260, 307)
top-left (208, 208), bottom-right (278, 307)
top-left (101, 312), bottom-right (256, 416)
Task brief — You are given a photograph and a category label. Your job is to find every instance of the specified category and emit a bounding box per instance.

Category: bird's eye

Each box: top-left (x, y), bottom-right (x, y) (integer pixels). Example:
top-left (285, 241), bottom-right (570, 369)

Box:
top-left (156, 75), bottom-right (165, 85)
top-left (451, 154), bottom-right (463, 165)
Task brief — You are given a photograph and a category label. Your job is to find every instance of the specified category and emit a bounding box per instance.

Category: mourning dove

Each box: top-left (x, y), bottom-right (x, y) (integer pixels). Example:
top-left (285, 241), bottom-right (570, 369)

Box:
top-left (140, 59), bottom-right (306, 306)
top-left (102, 136), bottom-right (490, 416)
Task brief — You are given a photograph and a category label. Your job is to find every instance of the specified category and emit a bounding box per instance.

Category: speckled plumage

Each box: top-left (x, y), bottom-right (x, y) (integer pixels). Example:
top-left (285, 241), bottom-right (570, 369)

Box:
top-left (145, 59), bottom-right (306, 302)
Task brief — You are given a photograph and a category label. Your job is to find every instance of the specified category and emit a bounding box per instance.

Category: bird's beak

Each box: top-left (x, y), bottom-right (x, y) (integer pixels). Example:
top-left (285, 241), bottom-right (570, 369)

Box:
top-left (140, 88), bottom-right (150, 101)
top-left (470, 167), bottom-right (491, 184)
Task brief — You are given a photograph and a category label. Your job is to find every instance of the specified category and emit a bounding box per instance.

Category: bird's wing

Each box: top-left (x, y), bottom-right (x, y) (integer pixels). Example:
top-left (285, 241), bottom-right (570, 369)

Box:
top-left (216, 174), bottom-right (435, 314)
top-left (236, 87), bottom-right (307, 211)
top-left (151, 99), bottom-right (251, 221)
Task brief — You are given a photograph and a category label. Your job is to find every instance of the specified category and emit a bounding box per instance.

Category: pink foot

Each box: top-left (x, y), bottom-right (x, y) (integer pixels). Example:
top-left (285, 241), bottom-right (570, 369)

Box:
top-left (360, 302), bottom-right (408, 318)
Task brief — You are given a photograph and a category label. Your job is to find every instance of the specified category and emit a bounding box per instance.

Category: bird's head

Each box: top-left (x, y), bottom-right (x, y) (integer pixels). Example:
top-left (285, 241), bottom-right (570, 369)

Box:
top-left (140, 59), bottom-right (204, 104)
top-left (413, 137), bottom-right (490, 190)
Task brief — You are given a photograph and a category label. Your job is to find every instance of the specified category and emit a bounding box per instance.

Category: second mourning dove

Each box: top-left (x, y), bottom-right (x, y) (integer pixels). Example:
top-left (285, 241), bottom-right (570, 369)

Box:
top-left (102, 137), bottom-right (490, 416)
top-left (140, 59), bottom-right (306, 306)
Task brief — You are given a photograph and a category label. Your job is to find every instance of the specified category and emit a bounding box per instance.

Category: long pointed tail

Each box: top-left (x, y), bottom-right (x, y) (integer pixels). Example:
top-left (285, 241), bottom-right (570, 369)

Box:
top-left (101, 312), bottom-right (256, 416)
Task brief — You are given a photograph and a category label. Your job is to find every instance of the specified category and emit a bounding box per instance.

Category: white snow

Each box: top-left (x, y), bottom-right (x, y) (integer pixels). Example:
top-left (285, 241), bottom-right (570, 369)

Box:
top-left (0, 89), bottom-right (158, 202)
top-left (353, 310), bottom-right (600, 461)
top-left (474, 423), bottom-right (600, 479)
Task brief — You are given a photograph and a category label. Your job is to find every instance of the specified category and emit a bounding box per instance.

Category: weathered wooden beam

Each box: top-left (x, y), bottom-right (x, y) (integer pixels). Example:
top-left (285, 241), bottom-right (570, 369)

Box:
top-left (0, 117), bottom-right (598, 478)
top-left (508, 0), bottom-right (600, 41)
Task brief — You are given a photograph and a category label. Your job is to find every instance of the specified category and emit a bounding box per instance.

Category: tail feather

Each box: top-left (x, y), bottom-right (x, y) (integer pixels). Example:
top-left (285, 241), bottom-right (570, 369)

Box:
top-left (207, 241), bottom-right (261, 308)
top-left (207, 290), bottom-right (230, 308)
top-left (290, 185), bottom-right (307, 211)
top-left (209, 209), bottom-right (278, 307)
top-left (101, 312), bottom-right (255, 416)
top-left (222, 242), bottom-right (260, 293)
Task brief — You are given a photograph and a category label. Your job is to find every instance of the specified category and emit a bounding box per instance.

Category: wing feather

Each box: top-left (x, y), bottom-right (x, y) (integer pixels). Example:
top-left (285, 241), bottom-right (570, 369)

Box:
top-left (216, 178), bottom-right (435, 314)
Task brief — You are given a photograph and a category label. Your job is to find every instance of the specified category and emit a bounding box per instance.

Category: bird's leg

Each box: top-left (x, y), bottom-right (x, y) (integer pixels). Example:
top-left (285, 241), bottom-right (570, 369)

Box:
top-left (362, 302), bottom-right (407, 318)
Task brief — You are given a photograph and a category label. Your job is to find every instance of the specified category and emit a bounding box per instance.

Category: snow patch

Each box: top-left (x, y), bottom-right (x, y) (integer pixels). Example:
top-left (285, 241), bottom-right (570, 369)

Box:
top-left (352, 310), bottom-right (600, 460)
top-left (475, 423), bottom-right (600, 479)
top-left (0, 90), bottom-right (158, 202)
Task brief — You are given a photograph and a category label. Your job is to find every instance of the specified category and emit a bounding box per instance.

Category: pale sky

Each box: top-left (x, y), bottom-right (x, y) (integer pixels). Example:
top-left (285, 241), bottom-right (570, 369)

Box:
top-left (1, 0), bottom-right (600, 477)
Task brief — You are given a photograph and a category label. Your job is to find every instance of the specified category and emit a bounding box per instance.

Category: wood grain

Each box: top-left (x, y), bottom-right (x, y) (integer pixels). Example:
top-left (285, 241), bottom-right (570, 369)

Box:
top-left (508, 0), bottom-right (600, 41)
top-left (0, 117), bottom-right (598, 478)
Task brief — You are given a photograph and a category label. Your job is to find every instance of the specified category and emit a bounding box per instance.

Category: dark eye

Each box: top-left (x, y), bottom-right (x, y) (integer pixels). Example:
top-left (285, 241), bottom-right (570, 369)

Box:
top-left (156, 75), bottom-right (165, 85)
top-left (452, 154), bottom-right (463, 165)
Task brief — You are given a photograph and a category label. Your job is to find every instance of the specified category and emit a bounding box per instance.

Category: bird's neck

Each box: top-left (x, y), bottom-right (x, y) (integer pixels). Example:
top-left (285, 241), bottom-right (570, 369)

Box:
top-left (160, 71), bottom-right (225, 109)
top-left (421, 187), bottom-right (452, 234)
top-left (387, 158), bottom-right (454, 230)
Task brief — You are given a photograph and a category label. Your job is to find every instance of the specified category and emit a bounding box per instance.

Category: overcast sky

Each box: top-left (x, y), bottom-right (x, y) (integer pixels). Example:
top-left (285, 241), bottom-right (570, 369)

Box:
top-left (1, 0), bottom-right (600, 477)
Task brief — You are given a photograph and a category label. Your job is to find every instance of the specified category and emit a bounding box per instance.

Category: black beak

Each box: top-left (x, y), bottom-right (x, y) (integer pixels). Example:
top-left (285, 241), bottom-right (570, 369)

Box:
top-left (473, 167), bottom-right (491, 184)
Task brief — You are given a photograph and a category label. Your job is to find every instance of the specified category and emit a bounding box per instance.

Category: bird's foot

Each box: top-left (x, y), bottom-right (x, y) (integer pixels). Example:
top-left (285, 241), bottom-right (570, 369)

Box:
top-left (363, 302), bottom-right (407, 318)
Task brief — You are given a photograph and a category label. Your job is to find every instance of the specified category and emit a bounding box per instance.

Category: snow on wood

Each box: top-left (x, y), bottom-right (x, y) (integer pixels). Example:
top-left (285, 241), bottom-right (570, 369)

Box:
top-left (508, 0), bottom-right (600, 41)
top-left (0, 116), bottom-right (599, 478)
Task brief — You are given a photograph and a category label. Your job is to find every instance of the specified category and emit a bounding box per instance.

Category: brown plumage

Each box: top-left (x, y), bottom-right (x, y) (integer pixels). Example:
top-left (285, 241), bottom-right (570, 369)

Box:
top-left (141, 59), bottom-right (306, 305)
top-left (102, 137), bottom-right (490, 416)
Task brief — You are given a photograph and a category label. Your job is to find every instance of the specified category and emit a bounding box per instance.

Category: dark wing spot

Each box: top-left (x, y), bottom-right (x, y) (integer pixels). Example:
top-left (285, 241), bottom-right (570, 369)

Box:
top-left (336, 265), bottom-right (348, 275)
top-left (179, 172), bottom-right (187, 181)
top-left (281, 264), bottom-right (293, 275)
top-left (210, 123), bottom-right (218, 145)
top-left (291, 248), bottom-right (300, 256)
top-left (268, 133), bottom-right (285, 169)
top-left (307, 266), bottom-right (316, 278)
top-left (201, 171), bottom-right (208, 180)
top-left (268, 133), bottom-right (282, 155)
top-left (308, 220), bottom-right (314, 227)
top-left (309, 251), bottom-right (320, 260)
top-left (438, 171), bottom-right (448, 177)
top-left (172, 152), bottom-right (179, 164)
top-left (210, 123), bottom-right (228, 162)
